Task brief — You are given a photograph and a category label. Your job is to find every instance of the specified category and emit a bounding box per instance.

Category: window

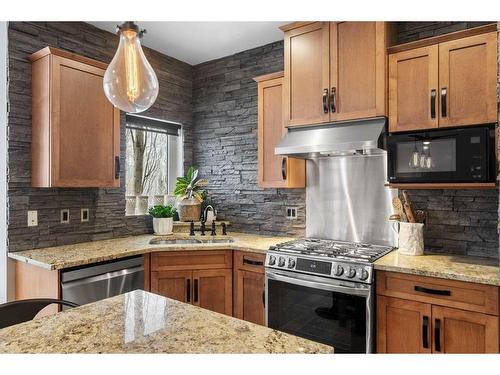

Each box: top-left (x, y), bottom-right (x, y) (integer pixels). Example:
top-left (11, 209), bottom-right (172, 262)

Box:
top-left (125, 114), bottom-right (183, 215)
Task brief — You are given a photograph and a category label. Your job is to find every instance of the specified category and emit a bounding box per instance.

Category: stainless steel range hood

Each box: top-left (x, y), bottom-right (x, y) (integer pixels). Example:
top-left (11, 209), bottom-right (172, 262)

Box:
top-left (275, 117), bottom-right (387, 159)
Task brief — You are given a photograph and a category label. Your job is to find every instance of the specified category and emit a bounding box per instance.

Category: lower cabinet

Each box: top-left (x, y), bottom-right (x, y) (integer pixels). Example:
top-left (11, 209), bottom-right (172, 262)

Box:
top-left (233, 251), bottom-right (266, 325)
top-left (149, 251), bottom-right (233, 316)
top-left (377, 271), bottom-right (500, 353)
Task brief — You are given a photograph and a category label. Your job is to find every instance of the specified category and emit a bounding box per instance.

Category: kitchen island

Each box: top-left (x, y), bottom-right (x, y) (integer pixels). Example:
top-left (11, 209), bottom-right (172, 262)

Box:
top-left (0, 290), bottom-right (333, 354)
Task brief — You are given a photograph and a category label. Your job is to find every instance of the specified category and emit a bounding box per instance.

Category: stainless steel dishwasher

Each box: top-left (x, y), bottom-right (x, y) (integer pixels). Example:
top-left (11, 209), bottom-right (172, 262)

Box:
top-left (61, 255), bottom-right (144, 307)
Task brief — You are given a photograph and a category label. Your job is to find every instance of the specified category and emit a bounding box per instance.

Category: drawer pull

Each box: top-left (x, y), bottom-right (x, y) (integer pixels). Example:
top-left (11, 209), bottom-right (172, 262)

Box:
top-left (194, 279), bottom-right (199, 303)
top-left (243, 258), bottom-right (264, 266)
top-left (422, 315), bottom-right (429, 349)
top-left (186, 279), bottom-right (191, 303)
top-left (414, 285), bottom-right (451, 296)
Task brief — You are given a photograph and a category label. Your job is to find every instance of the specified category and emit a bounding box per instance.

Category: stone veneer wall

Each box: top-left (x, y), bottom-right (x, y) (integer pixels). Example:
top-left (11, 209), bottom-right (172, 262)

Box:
top-left (192, 41), bottom-right (306, 236)
top-left (7, 22), bottom-right (193, 251)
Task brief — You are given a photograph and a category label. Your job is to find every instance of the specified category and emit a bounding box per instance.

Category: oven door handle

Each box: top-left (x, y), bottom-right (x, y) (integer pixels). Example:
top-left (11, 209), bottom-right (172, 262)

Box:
top-left (266, 270), bottom-right (370, 297)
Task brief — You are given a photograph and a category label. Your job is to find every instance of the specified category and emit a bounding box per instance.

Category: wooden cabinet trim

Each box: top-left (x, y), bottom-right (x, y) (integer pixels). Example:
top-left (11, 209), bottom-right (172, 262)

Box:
top-left (253, 71), bottom-right (283, 82)
top-left (386, 182), bottom-right (497, 190)
top-left (279, 22), bottom-right (316, 33)
top-left (387, 24), bottom-right (497, 54)
top-left (377, 271), bottom-right (499, 315)
top-left (151, 250), bottom-right (232, 271)
top-left (30, 46), bottom-right (109, 70)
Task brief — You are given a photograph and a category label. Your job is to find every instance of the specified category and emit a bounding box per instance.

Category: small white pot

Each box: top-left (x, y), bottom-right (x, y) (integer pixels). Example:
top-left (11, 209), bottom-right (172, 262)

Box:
top-left (153, 217), bottom-right (173, 236)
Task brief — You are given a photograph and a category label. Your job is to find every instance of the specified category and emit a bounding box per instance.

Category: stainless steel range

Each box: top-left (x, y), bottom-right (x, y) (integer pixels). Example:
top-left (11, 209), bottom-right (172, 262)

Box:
top-left (265, 238), bottom-right (393, 353)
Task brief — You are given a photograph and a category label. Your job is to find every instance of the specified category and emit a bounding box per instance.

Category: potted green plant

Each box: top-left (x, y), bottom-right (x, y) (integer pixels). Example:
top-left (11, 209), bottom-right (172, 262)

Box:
top-left (149, 204), bottom-right (176, 235)
top-left (174, 166), bottom-right (208, 222)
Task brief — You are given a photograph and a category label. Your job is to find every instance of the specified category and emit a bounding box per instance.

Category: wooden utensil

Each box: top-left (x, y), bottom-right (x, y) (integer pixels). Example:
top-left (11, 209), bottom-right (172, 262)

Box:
top-left (389, 214), bottom-right (401, 221)
top-left (392, 197), bottom-right (407, 222)
top-left (404, 202), bottom-right (416, 223)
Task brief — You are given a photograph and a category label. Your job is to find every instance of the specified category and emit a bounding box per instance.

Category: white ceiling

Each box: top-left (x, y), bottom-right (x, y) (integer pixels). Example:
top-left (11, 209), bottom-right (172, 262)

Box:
top-left (89, 22), bottom-right (287, 65)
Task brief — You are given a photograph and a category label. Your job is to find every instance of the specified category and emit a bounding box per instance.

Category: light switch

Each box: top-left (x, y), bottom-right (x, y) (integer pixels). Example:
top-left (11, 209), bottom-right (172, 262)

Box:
top-left (81, 208), bottom-right (89, 222)
top-left (286, 207), bottom-right (298, 220)
top-left (27, 210), bottom-right (38, 227)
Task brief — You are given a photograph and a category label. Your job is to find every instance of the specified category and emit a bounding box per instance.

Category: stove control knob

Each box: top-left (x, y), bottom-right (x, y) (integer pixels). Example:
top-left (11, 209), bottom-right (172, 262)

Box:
top-left (346, 267), bottom-right (356, 278)
top-left (359, 269), bottom-right (369, 281)
top-left (278, 257), bottom-right (286, 267)
top-left (268, 255), bottom-right (276, 266)
top-left (334, 264), bottom-right (344, 276)
top-left (287, 258), bottom-right (296, 269)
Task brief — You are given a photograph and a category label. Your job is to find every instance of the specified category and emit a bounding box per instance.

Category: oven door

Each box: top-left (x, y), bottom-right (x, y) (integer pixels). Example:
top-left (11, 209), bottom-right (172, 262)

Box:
top-left (265, 269), bottom-right (373, 353)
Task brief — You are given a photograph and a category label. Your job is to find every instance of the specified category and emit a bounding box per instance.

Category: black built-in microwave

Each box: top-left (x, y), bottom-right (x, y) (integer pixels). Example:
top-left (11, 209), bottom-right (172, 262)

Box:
top-left (387, 125), bottom-right (496, 183)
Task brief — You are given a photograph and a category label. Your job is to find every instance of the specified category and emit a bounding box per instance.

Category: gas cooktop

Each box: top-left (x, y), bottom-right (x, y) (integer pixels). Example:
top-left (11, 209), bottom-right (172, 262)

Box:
top-left (266, 238), bottom-right (394, 284)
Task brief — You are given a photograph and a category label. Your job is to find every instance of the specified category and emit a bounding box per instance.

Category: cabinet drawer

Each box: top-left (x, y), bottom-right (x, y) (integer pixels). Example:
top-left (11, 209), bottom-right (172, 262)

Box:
top-left (233, 251), bottom-right (265, 274)
top-left (151, 250), bottom-right (232, 271)
top-left (377, 271), bottom-right (499, 315)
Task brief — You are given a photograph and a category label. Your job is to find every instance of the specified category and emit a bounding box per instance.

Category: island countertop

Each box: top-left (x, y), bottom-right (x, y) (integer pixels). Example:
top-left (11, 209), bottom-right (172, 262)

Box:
top-left (375, 251), bottom-right (500, 286)
top-left (8, 232), bottom-right (295, 270)
top-left (0, 290), bottom-right (333, 354)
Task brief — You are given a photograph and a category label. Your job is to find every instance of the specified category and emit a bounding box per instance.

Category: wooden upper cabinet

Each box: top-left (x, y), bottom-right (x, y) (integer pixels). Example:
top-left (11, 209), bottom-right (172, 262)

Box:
top-left (31, 47), bottom-right (120, 188)
top-left (389, 45), bottom-right (439, 132)
top-left (438, 32), bottom-right (498, 128)
top-left (254, 72), bottom-right (305, 188)
top-left (389, 27), bottom-right (498, 132)
top-left (282, 22), bottom-right (330, 127)
top-left (431, 305), bottom-right (499, 354)
top-left (331, 22), bottom-right (392, 121)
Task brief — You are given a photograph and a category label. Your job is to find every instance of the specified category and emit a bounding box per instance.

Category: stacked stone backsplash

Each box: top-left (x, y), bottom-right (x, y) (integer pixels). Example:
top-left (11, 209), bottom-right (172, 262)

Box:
top-left (7, 22), bottom-right (193, 251)
top-left (192, 41), bottom-right (305, 236)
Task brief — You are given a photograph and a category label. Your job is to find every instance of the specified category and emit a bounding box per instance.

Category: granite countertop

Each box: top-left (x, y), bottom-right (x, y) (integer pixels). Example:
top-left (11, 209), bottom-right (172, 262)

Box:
top-left (0, 290), bottom-right (333, 354)
top-left (8, 232), bottom-right (294, 270)
top-left (375, 250), bottom-right (500, 286)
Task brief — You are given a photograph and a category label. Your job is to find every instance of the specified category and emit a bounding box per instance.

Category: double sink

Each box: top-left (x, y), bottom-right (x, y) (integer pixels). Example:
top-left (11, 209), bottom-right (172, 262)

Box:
top-left (149, 237), bottom-right (235, 245)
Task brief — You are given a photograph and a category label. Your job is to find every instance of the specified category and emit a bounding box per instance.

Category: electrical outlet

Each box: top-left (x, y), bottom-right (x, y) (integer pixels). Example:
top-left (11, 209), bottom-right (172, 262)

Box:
top-left (286, 207), bottom-right (298, 220)
top-left (81, 208), bottom-right (89, 222)
top-left (27, 210), bottom-right (38, 227)
top-left (60, 209), bottom-right (70, 224)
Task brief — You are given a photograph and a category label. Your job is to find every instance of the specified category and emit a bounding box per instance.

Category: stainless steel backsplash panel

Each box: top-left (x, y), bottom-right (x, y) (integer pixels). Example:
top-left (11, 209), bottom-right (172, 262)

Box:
top-left (306, 155), bottom-right (397, 247)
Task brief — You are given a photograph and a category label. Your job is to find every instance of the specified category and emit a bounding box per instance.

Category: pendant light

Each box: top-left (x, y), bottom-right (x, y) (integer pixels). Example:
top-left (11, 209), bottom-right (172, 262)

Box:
top-left (103, 21), bottom-right (159, 113)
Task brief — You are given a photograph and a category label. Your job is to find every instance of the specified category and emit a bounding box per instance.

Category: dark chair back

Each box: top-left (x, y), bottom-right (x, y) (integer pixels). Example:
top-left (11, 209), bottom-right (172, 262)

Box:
top-left (0, 298), bottom-right (79, 329)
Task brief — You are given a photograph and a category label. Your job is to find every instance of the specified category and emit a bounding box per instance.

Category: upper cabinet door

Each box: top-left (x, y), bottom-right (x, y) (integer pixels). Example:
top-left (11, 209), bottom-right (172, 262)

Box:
top-left (282, 22), bottom-right (330, 127)
top-left (438, 32), bottom-right (498, 128)
top-left (331, 22), bottom-right (388, 121)
top-left (389, 45), bottom-right (439, 132)
top-left (51, 56), bottom-right (120, 187)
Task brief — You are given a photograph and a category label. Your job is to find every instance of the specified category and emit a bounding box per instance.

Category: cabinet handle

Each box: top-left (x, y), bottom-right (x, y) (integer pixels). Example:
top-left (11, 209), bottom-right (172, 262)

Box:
top-left (430, 89), bottom-right (436, 119)
top-left (243, 258), bottom-right (264, 266)
top-left (322, 88), bottom-right (329, 113)
top-left (281, 157), bottom-right (287, 180)
top-left (441, 87), bottom-right (447, 117)
top-left (330, 87), bottom-right (336, 113)
top-left (434, 318), bottom-right (441, 352)
top-left (414, 285), bottom-right (451, 296)
top-left (262, 290), bottom-right (265, 308)
top-left (114, 156), bottom-right (120, 179)
top-left (186, 279), bottom-right (191, 303)
top-left (422, 315), bottom-right (429, 349)
top-left (194, 279), bottom-right (198, 303)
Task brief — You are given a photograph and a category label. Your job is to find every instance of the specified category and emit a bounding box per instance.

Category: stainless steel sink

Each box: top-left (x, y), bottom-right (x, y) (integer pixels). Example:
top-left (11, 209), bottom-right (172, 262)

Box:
top-left (199, 238), bottom-right (235, 244)
top-left (149, 238), bottom-right (202, 245)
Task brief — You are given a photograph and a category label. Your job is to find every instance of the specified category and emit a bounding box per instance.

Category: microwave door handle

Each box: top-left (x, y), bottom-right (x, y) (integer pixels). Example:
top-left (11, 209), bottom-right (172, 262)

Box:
top-left (266, 270), bottom-right (370, 297)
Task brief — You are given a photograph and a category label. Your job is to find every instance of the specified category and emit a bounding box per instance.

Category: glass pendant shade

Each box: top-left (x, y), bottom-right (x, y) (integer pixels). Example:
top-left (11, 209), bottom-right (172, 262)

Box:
top-left (103, 22), bottom-right (159, 113)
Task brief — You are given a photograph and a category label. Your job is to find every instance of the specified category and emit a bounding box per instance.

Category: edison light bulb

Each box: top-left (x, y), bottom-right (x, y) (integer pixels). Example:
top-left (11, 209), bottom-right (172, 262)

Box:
top-left (103, 22), bottom-right (159, 113)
